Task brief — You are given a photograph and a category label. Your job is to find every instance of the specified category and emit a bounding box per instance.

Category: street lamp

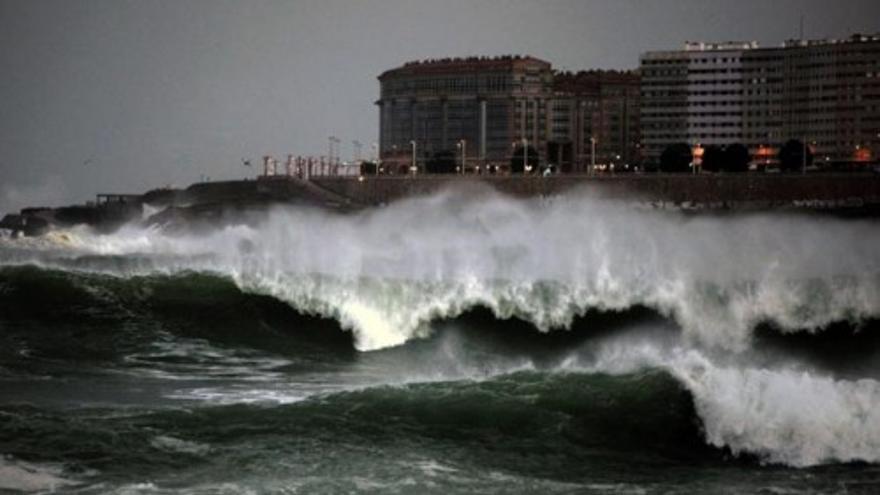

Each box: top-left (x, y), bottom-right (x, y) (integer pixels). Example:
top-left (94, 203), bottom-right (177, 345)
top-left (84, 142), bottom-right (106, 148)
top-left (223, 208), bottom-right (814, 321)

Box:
top-left (456, 139), bottom-right (467, 175)
top-left (352, 140), bottom-right (362, 162)
top-left (328, 136), bottom-right (341, 166)
top-left (371, 142), bottom-right (381, 176)
top-left (410, 140), bottom-right (417, 176)
top-left (590, 137), bottom-right (597, 175)
top-left (692, 143), bottom-right (702, 175)
top-left (802, 136), bottom-right (807, 175)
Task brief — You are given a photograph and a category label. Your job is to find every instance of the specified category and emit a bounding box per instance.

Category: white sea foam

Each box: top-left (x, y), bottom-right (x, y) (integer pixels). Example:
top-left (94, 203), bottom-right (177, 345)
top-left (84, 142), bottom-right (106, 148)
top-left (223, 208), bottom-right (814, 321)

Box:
top-left (149, 435), bottom-right (211, 456)
top-left (0, 456), bottom-right (78, 492)
top-left (684, 357), bottom-right (880, 467)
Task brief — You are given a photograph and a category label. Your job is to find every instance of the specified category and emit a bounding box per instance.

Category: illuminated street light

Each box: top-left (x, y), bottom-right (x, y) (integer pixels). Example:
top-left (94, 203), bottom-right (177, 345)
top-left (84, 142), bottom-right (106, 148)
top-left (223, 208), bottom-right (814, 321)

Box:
top-left (456, 139), bottom-right (467, 175)
top-left (590, 137), bottom-right (597, 175)
top-left (352, 140), bottom-right (362, 162)
top-left (371, 142), bottom-right (380, 176)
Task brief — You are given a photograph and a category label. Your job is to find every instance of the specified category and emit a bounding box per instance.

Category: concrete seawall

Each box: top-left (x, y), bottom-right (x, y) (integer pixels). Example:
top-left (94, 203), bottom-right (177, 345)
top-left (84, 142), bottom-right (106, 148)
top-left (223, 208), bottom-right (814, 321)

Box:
top-left (312, 174), bottom-right (880, 210)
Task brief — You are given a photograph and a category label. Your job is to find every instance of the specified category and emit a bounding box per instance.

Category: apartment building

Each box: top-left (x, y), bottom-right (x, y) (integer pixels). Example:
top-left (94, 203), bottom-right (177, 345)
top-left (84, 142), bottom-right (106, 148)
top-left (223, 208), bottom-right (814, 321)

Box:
top-left (377, 57), bottom-right (640, 172)
top-left (641, 34), bottom-right (880, 167)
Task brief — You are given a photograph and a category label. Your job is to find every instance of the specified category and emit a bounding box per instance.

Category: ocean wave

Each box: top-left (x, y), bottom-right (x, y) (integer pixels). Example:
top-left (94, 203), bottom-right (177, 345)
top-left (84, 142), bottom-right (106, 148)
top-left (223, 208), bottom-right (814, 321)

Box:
top-left (2, 189), bottom-right (880, 469)
top-left (1, 189), bottom-right (878, 351)
top-left (565, 336), bottom-right (880, 467)
top-left (2, 347), bottom-right (879, 470)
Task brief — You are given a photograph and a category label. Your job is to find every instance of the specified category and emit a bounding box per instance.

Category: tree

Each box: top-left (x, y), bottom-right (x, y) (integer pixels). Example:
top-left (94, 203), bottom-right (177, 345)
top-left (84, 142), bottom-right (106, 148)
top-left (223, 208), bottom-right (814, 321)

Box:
top-left (510, 145), bottom-right (540, 173)
top-left (701, 145), bottom-right (725, 173)
top-left (426, 151), bottom-right (457, 174)
top-left (659, 143), bottom-right (693, 173)
top-left (778, 139), bottom-right (813, 173)
top-left (723, 143), bottom-right (751, 173)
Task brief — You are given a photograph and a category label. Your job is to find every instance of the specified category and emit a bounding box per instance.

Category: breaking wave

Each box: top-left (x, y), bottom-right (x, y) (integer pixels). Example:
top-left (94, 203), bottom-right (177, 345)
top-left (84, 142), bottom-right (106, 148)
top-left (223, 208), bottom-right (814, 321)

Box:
top-left (1, 187), bottom-right (878, 351)
top-left (2, 188), bottom-right (880, 470)
top-left (568, 336), bottom-right (880, 467)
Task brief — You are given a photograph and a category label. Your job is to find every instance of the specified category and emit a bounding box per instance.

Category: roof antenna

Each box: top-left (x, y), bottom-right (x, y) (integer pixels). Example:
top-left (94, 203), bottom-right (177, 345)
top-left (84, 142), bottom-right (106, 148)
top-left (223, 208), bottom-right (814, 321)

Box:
top-left (799, 14), bottom-right (804, 40)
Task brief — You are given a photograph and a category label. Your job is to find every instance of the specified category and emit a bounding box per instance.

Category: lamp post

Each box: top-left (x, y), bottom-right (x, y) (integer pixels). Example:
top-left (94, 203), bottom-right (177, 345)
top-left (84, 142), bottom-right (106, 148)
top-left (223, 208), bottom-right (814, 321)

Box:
top-left (692, 143), bottom-right (701, 175)
top-left (329, 136), bottom-right (341, 166)
top-left (457, 139), bottom-right (466, 175)
top-left (872, 133), bottom-right (880, 167)
top-left (590, 137), bottom-right (596, 175)
top-left (410, 140), bottom-right (417, 176)
top-left (352, 140), bottom-right (362, 162)
top-left (371, 142), bottom-right (380, 176)
top-left (802, 139), bottom-right (806, 175)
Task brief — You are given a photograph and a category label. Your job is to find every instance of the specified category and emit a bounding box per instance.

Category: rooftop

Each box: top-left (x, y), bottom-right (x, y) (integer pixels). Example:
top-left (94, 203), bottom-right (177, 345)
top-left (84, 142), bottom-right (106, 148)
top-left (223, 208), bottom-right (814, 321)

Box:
top-left (781, 32), bottom-right (880, 48)
top-left (644, 33), bottom-right (880, 57)
top-left (684, 41), bottom-right (760, 51)
top-left (379, 55), bottom-right (551, 79)
top-left (552, 69), bottom-right (640, 94)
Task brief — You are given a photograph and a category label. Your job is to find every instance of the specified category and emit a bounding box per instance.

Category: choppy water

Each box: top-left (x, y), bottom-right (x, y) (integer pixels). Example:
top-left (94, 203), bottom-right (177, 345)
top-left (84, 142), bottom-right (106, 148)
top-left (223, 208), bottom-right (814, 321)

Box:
top-left (1, 188), bottom-right (879, 493)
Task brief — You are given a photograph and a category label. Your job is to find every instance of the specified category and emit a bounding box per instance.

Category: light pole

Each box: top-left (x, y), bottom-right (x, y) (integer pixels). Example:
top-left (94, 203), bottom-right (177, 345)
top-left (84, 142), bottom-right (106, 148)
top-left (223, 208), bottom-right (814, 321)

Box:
top-left (410, 140), bottom-right (417, 176)
top-left (802, 137), bottom-right (807, 175)
top-left (371, 142), bottom-right (380, 176)
top-left (692, 143), bottom-right (701, 175)
top-left (873, 133), bottom-right (880, 165)
top-left (329, 136), bottom-right (341, 166)
top-left (391, 143), bottom-right (397, 174)
top-left (590, 137), bottom-right (596, 175)
top-left (457, 139), bottom-right (466, 175)
top-left (352, 140), bottom-right (362, 162)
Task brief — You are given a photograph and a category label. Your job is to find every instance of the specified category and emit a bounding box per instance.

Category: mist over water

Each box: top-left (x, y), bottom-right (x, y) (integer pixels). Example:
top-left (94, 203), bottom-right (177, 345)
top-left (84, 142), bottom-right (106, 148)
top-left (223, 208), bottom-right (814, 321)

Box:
top-left (1, 187), bottom-right (880, 492)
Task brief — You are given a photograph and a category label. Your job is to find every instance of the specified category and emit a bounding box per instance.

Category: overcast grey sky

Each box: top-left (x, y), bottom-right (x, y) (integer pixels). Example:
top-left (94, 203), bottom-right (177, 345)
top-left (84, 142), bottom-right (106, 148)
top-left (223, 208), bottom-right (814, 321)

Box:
top-left (1, 0), bottom-right (878, 211)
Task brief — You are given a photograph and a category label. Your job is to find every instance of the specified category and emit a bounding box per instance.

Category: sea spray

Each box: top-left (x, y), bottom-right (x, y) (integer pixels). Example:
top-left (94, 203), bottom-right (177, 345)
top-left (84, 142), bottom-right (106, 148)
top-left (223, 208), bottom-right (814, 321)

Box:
top-left (2, 187), bottom-right (878, 351)
top-left (3, 187), bottom-right (880, 473)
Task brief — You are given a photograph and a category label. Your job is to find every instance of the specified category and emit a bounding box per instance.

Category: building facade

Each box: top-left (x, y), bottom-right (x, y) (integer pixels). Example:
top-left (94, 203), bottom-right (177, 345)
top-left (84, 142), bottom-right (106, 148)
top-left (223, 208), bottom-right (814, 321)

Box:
top-left (551, 70), bottom-right (640, 171)
top-left (641, 34), bottom-right (880, 167)
top-left (377, 56), bottom-right (552, 173)
top-left (377, 56), bottom-right (641, 173)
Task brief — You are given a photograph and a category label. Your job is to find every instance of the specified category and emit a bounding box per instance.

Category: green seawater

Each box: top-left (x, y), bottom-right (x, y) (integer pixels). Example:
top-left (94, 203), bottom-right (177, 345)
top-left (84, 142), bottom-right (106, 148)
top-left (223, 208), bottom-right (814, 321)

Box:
top-left (0, 267), bottom-right (878, 494)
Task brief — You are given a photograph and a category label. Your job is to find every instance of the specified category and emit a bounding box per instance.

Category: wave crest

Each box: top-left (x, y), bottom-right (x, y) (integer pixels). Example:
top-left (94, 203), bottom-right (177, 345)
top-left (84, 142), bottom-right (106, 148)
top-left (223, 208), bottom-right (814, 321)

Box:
top-left (2, 189), bottom-right (879, 351)
top-left (572, 338), bottom-right (880, 467)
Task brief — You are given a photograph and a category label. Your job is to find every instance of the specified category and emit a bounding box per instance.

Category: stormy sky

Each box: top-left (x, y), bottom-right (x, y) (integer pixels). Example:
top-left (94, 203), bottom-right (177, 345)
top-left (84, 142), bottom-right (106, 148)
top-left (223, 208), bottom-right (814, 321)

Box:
top-left (1, 0), bottom-right (878, 212)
